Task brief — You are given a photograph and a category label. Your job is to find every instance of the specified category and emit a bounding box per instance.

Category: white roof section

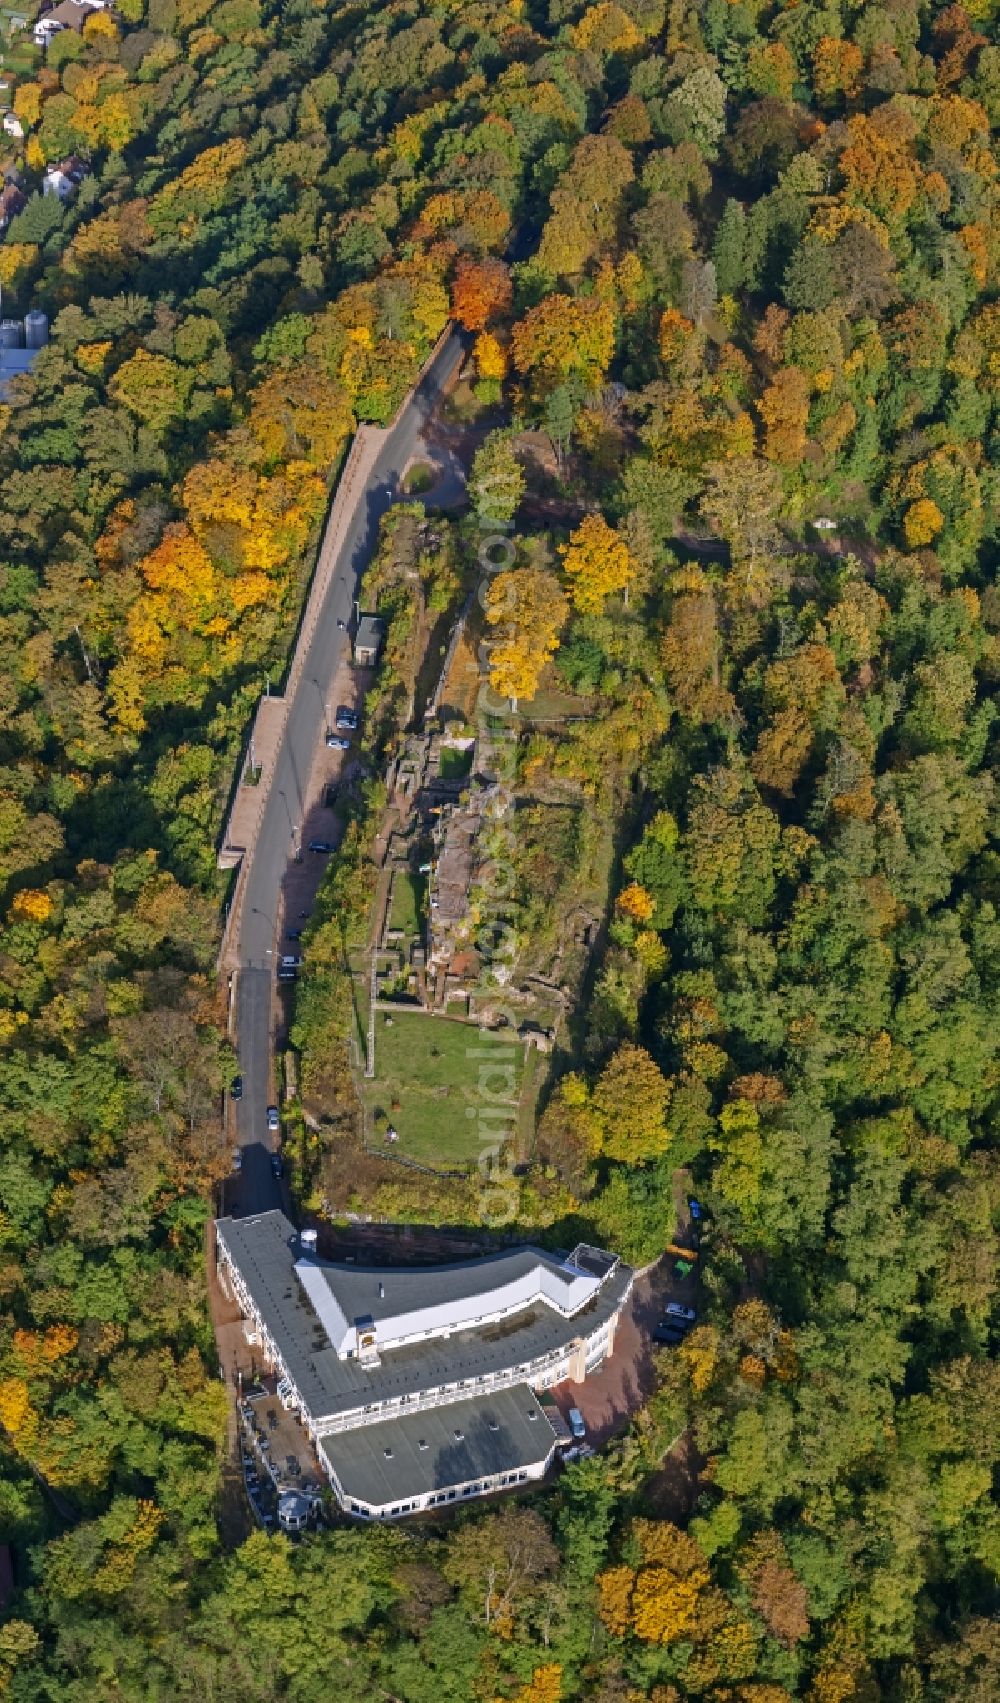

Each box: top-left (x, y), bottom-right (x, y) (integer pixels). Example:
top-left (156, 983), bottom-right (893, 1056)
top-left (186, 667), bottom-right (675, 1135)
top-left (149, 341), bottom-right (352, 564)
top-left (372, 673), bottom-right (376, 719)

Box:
top-left (293, 1244), bottom-right (617, 1360)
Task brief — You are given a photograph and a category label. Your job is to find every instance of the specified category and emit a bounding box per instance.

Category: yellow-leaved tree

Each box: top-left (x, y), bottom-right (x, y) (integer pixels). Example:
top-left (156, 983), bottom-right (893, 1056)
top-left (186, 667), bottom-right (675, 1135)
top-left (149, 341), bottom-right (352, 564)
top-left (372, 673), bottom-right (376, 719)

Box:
top-left (498, 1665), bottom-right (563, 1703)
top-left (591, 1041), bottom-right (671, 1162)
top-left (484, 567), bottom-right (568, 707)
top-left (559, 512), bottom-right (635, 613)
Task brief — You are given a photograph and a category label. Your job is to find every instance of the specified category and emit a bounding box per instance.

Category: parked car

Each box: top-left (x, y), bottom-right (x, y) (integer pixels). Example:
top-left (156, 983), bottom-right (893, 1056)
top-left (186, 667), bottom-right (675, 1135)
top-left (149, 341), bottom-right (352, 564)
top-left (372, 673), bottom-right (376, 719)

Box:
top-left (286, 929), bottom-right (302, 942)
top-left (325, 733), bottom-right (351, 750)
top-left (277, 966), bottom-right (297, 982)
top-left (653, 1323), bottom-right (687, 1346)
top-left (335, 706), bottom-right (358, 730)
top-left (270, 1152), bottom-right (284, 1179)
top-left (231, 1074), bottom-right (243, 1100)
top-left (567, 1407), bottom-right (586, 1440)
top-left (266, 1106), bottom-right (280, 1132)
top-left (664, 1302), bottom-right (697, 1325)
top-left (280, 955), bottom-right (302, 968)
top-left (308, 839), bottom-right (334, 853)
top-left (232, 1147), bottom-right (243, 1173)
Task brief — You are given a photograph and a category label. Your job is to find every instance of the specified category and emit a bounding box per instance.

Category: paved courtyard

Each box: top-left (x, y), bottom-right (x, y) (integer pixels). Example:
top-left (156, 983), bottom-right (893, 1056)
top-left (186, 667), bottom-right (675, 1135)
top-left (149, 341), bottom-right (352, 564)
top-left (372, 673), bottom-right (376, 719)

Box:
top-left (548, 1252), bottom-right (700, 1447)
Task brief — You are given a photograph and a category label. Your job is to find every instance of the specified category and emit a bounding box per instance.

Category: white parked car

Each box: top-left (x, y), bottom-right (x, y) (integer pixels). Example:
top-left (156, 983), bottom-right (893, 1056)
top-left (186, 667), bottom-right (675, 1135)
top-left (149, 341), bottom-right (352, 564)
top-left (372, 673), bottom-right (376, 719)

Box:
top-left (664, 1302), bottom-right (697, 1324)
top-left (568, 1407), bottom-right (586, 1440)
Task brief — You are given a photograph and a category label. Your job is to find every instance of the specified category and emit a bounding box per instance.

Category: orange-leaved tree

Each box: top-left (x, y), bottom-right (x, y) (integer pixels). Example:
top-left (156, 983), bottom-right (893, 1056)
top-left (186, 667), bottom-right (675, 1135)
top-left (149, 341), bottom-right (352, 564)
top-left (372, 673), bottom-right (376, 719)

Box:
top-left (451, 257), bottom-right (512, 331)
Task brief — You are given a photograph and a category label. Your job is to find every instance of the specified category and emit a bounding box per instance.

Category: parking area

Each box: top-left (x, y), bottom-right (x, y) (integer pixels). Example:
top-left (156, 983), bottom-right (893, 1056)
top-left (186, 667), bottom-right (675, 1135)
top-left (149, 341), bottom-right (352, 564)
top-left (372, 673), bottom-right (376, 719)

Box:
top-left (547, 1235), bottom-right (702, 1447)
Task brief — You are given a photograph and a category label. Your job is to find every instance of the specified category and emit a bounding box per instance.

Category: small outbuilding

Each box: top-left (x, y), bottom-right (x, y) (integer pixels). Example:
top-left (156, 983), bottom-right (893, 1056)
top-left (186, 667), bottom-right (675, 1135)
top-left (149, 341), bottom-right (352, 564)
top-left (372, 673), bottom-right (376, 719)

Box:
top-left (277, 1488), bottom-right (315, 1533)
top-left (354, 613), bottom-right (385, 668)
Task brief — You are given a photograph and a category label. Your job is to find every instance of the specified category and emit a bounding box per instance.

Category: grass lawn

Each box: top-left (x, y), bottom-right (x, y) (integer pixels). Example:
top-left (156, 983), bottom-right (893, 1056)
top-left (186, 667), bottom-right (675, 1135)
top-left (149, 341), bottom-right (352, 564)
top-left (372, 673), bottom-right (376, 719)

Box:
top-left (363, 1011), bottom-right (526, 1168)
top-left (388, 870), bottom-right (424, 935)
top-left (520, 684), bottom-right (596, 722)
top-left (403, 461), bottom-right (434, 495)
top-left (439, 745), bottom-right (473, 781)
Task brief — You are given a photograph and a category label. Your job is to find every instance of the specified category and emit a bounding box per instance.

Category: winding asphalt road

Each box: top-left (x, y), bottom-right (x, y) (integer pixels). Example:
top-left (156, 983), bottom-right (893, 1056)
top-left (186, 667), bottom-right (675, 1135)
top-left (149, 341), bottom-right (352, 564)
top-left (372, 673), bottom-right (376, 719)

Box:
top-left (227, 328), bottom-right (468, 1216)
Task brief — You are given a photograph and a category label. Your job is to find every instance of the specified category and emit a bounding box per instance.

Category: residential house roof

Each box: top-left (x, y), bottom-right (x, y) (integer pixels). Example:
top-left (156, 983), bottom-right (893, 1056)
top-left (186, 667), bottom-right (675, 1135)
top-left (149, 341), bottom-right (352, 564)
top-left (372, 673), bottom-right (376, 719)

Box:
top-left (37, 1), bottom-right (97, 31)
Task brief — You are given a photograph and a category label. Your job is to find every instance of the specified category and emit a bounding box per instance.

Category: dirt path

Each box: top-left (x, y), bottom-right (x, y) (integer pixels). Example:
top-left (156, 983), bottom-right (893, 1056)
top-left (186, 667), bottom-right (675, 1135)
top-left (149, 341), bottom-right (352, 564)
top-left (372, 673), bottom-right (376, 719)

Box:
top-left (205, 1223), bottom-right (255, 1547)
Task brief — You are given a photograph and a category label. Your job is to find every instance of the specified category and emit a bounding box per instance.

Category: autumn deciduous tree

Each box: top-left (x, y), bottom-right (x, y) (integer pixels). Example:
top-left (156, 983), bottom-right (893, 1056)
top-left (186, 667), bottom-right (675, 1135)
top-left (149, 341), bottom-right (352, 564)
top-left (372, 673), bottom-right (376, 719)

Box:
top-left (537, 133), bottom-right (634, 278)
top-left (903, 498), bottom-right (944, 548)
top-left (512, 294), bottom-right (615, 388)
top-left (739, 1533), bottom-right (810, 1647)
top-left (700, 457), bottom-right (783, 570)
top-left (484, 566), bottom-right (568, 706)
top-left (500, 1666), bottom-right (563, 1703)
top-left (571, 1), bottom-right (642, 55)
top-left (109, 350), bottom-right (194, 435)
top-left (469, 431), bottom-right (524, 528)
top-left (759, 365), bottom-right (810, 463)
top-left (559, 513), bottom-right (634, 613)
top-left (450, 257), bottom-right (512, 331)
top-left (599, 1521), bottom-right (714, 1645)
top-left (660, 566), bottom-right (734, 724)
top-left (616, 881), bottom-right (655, 923)
top-left (10, 888), bottom-right (52, 923)
top-left (591, 1042), bottom-right (671, 1161)
top-left (474, 332), bottom-right (507, 383)
top-left (813, 37), bottom-right (864, 103)
top-left (443, 1506), bottom-right (558, 1631)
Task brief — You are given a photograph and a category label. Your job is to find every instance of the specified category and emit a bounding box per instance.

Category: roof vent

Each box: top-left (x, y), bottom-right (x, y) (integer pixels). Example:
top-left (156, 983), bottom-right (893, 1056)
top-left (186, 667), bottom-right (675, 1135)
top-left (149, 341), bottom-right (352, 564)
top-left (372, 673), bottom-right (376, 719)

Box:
top-left (384, 1448), bottom-right (393, 1459)
top-left (488, 1420), bottom-right (500, 1432)
top-left (453, 1428), bottom-right (464, 1441)
top-left (527, 1410), bottom-right (537, 1421)
top-left (418, 1439), bottom-right (428, 1451)
top-left (378, 1281), bottom-right (385, 1299)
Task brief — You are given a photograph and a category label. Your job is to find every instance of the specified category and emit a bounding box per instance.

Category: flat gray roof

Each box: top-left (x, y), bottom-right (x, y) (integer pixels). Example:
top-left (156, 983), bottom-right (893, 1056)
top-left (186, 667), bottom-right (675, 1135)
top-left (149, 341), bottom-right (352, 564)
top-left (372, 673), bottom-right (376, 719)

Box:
top-left (320, 1383), bottom-right (557, 1508)
top-left (216, 1211), bottom-right (632, 1423)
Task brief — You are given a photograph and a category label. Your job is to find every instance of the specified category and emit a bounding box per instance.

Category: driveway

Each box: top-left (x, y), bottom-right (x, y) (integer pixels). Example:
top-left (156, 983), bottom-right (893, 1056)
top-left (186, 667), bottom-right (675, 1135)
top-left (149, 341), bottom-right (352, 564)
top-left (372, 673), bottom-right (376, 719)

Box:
top-left (548, 1249), bottom-right (701, 1447)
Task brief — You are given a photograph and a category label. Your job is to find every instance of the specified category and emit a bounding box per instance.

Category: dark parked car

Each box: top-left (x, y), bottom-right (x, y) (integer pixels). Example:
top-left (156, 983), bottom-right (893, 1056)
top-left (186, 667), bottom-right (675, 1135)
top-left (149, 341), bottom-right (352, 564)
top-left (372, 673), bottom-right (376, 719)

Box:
top-left (277, 966), bottom-right (297, 982)
top-left (286, 928), bottom-right (302, 942)
top-left (308, 839), bottom-right (334, 854)
top-left (270, 1152), bottom-right (284, 1179)
top-left (653, 1323), bottom-right (686, 1346)
top-left (335, 706), bottom-right (358, 730)
top-left (231, 1074), bottom-right (243, 1100)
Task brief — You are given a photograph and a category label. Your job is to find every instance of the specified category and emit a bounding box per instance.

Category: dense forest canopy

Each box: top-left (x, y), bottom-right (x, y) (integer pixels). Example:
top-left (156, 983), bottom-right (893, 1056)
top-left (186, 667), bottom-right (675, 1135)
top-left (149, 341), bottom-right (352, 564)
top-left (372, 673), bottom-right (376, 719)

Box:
top-left (0, 0), bottom-right (998, 1694)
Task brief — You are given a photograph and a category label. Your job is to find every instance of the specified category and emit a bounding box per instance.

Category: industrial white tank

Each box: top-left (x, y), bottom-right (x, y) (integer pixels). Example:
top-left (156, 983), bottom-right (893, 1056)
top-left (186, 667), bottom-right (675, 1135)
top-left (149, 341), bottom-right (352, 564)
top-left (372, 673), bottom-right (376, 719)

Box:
top-left (24, 310), bottom-right (48, 349)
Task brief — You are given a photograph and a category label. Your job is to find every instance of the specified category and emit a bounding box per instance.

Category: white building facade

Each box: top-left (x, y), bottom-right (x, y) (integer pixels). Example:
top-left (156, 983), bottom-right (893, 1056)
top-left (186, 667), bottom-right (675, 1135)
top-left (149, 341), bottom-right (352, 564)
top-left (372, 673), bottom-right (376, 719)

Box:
top-left (215, 1211), bottom-right (633, 1517)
